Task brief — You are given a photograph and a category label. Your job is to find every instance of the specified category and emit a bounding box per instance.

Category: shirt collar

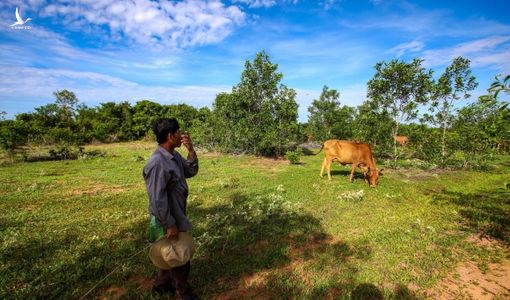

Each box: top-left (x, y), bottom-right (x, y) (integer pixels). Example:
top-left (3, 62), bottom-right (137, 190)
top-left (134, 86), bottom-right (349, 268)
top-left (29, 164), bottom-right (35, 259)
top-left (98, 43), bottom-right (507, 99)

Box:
top-left (156, 145), bottom-right (175, 161)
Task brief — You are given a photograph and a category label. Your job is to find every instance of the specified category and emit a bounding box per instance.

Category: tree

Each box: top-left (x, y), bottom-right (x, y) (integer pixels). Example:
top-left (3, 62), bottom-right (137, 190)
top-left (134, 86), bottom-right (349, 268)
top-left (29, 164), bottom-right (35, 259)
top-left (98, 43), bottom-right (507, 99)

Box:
top-left (308, 86), bottom-right (341, 141)
top-left (212, 51), bottom-right (299, 156)
top-left (0, 120), bottom-right (28, 162)
top-left (75, 104), bottom-right (97, 144)
top-left (189, 107), bottom-right (215, 149)
top-left (367, 58), bottom-right (433, 166)
top-left (425, 57), bottom-right (478, 166)
top-left (164, 104), bottom-right (199, 132)
top-left (454, 96), bottom-right (510, 157)
top-left (352, 101), bottom-right (393, 154)
top-left (92, 101), bottom-right (135, 142)
top-left (54, 89), bottom-right (78, 126)
top-left (488, 74), bottom-right (510, 99)
top-left (457, 73), bottom-right (510, 155)
top-left (132, 100), bottom-right (163, 139)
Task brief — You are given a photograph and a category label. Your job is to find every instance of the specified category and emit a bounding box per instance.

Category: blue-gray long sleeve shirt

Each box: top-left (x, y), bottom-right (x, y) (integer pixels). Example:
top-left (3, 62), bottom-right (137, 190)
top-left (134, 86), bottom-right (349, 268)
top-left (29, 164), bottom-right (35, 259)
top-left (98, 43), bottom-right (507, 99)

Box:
top-left (143, 146), bottom-right (198, 231)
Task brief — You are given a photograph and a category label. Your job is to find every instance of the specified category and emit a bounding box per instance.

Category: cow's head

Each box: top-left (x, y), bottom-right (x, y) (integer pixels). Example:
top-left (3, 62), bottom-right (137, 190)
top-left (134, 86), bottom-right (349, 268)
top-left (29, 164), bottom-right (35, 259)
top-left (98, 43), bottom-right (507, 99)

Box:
top-left (366, 168), bottom-right (383, 187)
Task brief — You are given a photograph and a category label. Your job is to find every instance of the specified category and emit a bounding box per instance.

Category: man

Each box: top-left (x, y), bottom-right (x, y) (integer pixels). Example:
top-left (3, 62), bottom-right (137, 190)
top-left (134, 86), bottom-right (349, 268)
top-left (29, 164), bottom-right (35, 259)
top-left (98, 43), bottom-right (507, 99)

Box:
top-left (143, 118), bottom-right (199, 300)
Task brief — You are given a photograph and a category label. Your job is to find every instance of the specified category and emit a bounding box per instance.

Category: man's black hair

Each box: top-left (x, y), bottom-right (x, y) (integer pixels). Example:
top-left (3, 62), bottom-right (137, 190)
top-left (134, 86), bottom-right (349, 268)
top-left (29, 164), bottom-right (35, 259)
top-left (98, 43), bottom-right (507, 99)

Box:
top-left (153, 118), bottom-right (180, 144)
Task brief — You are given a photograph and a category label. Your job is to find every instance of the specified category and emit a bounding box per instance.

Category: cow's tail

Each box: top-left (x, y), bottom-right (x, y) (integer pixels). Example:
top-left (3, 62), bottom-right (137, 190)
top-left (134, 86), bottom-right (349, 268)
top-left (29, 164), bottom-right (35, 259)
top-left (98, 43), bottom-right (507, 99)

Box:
top-left (313, 143), bottom-right (325, 155)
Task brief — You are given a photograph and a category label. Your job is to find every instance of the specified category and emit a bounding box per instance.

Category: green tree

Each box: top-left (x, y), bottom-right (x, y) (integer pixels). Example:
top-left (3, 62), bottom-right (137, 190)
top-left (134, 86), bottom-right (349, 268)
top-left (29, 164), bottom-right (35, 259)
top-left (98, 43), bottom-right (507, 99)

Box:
top-left (488, 74), bottom-right (510, 99)
top-left (212, 51), bottom-right (299, 156)
top-left (307, 86), bottom-right (355, 142)
top-left (54, 89), bottom-right (78, 126)
top-left (74, 104), bottom-right (97, 144)
top-left (367, 58), bottom-right (433, 166)
top-left (456, 73), bottom-right (510, 155)
top-left (0, 120), bottom-right (28, 162)
top-left (352, 101), bottom-right (393, 155)
top-left (92, 102), bottom-right (135, 142)
top-left (189, 107), bottom-right (215, 149)
top-left (308, 86), bottom-right (341, 141)
top-left (454, 96), bottom-right (510, 156)
top-left (425, 57), bottom-right (478, 166)
top-left (164, 104), bottom-right (199, 132)
top-left (132, 100), bottom-right (163, 139)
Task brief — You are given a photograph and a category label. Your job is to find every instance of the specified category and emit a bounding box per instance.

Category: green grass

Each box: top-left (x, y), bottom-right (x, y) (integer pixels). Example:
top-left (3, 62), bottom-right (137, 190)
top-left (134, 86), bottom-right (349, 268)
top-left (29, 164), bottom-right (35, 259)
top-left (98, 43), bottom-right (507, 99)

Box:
top-left (1, 142), bottom-right (509, 299)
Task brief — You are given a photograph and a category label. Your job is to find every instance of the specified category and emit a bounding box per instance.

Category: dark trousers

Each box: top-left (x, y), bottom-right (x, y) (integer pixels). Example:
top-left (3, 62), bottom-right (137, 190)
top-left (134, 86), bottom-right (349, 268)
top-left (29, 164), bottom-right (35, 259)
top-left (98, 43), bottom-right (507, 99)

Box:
top-left (154, 261), bottom-right (192, 297)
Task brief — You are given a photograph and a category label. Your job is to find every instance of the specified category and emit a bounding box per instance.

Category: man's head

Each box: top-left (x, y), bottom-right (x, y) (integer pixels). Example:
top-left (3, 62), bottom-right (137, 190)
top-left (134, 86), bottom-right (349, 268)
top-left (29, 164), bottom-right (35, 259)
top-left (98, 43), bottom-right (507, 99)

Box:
top-left (153, 118), bottom-right (181, 147)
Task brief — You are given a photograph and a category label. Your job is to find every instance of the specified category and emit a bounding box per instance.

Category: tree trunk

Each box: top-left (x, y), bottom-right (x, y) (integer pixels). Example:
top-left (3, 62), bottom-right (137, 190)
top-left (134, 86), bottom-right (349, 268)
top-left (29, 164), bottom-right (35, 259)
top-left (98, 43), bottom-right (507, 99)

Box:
top-left (393, 122), bottom-right (399, 167)
top-left (441, 124), bottom-right (447, 167)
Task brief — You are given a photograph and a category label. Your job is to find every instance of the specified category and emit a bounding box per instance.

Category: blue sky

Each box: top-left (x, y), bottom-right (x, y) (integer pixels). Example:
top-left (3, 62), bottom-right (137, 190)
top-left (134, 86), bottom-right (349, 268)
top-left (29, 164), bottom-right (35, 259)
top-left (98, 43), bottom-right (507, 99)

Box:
top-left (1, 0), bottom-right (509, 122)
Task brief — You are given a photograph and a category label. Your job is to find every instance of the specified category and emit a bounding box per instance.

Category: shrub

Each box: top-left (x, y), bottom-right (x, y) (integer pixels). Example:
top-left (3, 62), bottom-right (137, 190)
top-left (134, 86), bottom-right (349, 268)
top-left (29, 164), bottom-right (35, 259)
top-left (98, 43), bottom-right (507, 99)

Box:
top-left (285, 149), bottom-right (302, 164)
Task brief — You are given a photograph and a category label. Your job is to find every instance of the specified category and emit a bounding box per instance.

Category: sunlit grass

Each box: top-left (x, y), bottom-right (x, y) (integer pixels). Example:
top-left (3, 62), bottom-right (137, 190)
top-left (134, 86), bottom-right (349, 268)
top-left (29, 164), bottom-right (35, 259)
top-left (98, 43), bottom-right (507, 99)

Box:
top-left (1, 142), bottom-right (508, 299)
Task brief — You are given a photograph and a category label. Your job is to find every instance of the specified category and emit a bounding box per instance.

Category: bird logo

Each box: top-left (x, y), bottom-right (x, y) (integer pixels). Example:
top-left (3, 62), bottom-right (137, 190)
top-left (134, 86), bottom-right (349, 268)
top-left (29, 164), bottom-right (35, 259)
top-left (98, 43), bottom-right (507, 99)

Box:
top-left (10, 7), bottom-right (32, 27)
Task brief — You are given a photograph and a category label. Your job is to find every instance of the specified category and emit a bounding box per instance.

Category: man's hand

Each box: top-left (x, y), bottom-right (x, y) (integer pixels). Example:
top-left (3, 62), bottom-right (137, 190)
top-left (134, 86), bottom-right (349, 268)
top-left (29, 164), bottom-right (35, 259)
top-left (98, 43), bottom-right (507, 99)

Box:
top-left (181, 132), bottom-right (196, 160)
top-left (166, 225), bottom-right (179, 240)
top-left (181, 132), bottom-right (194, 151)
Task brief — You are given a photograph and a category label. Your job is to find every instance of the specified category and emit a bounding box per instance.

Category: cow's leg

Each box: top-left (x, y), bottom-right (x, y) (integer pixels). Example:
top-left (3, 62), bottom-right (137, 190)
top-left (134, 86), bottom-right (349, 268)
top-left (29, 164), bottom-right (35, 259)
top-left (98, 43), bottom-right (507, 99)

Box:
top-left (320, 158), bottom-right (326, 178)
top-left (327, 159), bottom-right (332, 180)
top-left (349, 164), bottom-right (357, 182)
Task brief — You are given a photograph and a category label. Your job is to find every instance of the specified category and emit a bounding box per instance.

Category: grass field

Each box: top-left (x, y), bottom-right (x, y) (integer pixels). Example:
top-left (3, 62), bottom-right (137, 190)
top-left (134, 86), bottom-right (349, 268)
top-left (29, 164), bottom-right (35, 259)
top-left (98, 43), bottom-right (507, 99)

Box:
top-left (1, 142), bottom-right (509, 299)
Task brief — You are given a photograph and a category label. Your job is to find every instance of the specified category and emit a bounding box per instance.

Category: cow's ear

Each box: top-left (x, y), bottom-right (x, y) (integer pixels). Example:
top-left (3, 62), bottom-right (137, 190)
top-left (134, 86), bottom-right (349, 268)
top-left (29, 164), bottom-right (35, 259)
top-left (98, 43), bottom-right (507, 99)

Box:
top-left (378, 168), bottom-right (384, 176)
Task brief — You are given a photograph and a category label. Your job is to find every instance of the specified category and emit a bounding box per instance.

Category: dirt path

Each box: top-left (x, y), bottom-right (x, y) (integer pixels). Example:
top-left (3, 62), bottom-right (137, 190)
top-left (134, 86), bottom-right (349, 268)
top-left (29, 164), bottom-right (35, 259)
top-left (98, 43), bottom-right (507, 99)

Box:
top-left (425, 259), bottom-right (510, 299)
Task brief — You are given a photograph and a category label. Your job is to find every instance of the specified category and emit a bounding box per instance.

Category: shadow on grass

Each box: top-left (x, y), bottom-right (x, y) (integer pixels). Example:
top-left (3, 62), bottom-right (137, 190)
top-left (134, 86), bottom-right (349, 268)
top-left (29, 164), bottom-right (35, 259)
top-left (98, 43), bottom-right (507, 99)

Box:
top-left (432, 188), bottom-right (510, 244)
top-left (187, 193), bottom-right (345, 298)
top-left (184, 191), bottom-right (420, 299)
top-left (0, 217), bottom-right (150, 299)
top-left (1, 189), bottom-right (420, 299)
top-left (325, 168), bottom-right (367, 182)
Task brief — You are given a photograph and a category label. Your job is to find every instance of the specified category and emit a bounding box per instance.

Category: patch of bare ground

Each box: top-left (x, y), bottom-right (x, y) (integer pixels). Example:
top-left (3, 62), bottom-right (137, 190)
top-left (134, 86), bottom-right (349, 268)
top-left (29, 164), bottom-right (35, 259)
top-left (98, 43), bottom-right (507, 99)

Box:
top-left (425, 236), bottom-right (510, 299)
top-left (213, 234), bottom-right (344, 300)
top-left (238, 157), bottom-right (289, 175)
top-left (201, 151), bottom-right (222, 158)
top-left (247, 156), bottom-right (289, 167)
top-left (65, 183), bottom-right (136, 197)
top-left (390, 168), bottom-right (449, 181)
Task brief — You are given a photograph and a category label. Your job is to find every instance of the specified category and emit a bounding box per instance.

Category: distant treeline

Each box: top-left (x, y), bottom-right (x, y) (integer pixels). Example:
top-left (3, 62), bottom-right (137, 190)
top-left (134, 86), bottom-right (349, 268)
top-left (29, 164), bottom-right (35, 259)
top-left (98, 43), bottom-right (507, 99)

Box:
top-left (1, 51), bottom-right (509, 168)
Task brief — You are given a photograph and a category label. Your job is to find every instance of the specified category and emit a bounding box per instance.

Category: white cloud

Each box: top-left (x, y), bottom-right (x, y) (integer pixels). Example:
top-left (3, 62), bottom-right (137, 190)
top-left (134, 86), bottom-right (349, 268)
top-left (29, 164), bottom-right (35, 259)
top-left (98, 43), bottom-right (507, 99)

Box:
top-left (35, 0), bottom-right (245, 48)
top-left (422, 35), bottom-right (510, 72)
top-left (0, 66), bottom-right (229, 109)
top-left (323, 0), bottom-right (338, 10)
top-left (390, 40), bottom-right (425, 57)
top-left (233, 0), bottom-right (277, 8)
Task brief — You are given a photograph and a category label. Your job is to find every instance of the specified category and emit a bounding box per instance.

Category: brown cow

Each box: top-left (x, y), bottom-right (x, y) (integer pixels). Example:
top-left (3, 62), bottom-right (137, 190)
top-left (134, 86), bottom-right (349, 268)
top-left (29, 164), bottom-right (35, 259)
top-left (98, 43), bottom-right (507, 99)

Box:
top-left (318, 140), bottom-right (382, 187)
top-left (393, 135), bottom-right (409, 146)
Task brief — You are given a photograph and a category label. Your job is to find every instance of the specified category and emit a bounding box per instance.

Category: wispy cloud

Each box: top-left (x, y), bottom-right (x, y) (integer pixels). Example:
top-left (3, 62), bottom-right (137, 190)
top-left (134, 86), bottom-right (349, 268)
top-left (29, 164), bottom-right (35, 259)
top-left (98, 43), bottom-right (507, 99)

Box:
top-left (233, 0), bottom-right (301, 8)
top-left (389, 40), bottom-right (425, 57)
top-left (422, 35), bottom-right (510, 72)
top-left (339, 3), bottom-right (510, 39)
top-left (0, 66), bottom-right (230, 108)
top-left (323, 0), bottom-right (339, 10)
top-left (233, 0), bottom-right (277, 8)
